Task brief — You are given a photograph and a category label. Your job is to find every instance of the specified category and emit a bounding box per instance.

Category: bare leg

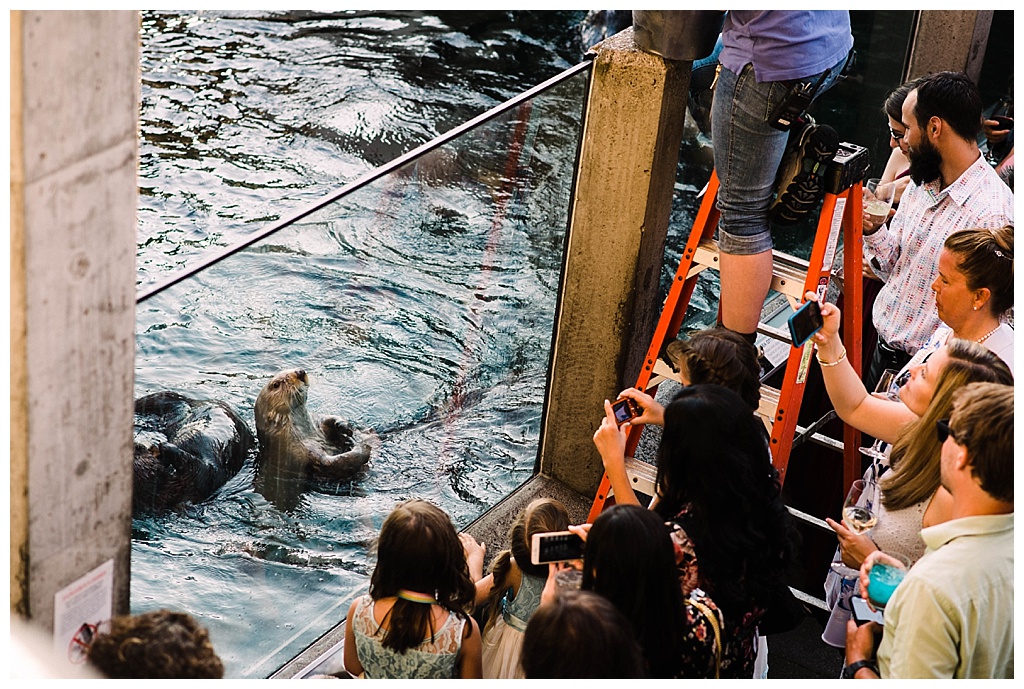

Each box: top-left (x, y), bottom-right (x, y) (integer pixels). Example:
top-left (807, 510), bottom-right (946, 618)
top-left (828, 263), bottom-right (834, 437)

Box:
top-left (719, 250), bottom-right (774, 334)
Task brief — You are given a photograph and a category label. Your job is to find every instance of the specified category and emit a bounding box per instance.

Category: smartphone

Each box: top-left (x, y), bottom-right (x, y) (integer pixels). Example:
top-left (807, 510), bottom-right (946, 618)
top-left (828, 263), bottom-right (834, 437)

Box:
top-left (851, 595), bottom-right (885, 626)
top-left (788, 299), bottom-right (823, 347)
top-left (531, 531), bottom-right (585, 565)
top-left (611, 397), bottom-right (641, 425)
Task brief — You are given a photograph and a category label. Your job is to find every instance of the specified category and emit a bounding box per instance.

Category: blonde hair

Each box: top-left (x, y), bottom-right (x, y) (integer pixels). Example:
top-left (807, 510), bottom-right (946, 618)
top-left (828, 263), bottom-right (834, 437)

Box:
top-left (482, 498), bottom-right (569, 633)
top-left (881, 339), bottom-right (1012, 510)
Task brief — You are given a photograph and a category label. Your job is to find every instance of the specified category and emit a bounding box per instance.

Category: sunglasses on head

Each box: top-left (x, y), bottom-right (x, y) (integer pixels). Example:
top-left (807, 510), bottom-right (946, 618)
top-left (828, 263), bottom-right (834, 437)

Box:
top-left (936, 418), bottom-right (958, 444)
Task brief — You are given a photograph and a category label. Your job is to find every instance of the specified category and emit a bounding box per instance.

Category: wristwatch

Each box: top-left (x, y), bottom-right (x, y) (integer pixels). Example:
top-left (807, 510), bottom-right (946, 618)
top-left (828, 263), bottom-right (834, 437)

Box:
top-left (842, 659), bottom-right (879, 679)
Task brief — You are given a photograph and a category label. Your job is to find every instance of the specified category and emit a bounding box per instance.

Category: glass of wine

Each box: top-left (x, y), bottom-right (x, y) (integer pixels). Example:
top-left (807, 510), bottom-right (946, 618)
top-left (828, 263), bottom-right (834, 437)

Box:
top-left (864, 178), bottom-right (895, 225)
top-left (860, 368), bottom-right (900, 464)
top-left (841, 479), bottom-right (878, 535)
top-left (829, 479), bottom-right (878, 574)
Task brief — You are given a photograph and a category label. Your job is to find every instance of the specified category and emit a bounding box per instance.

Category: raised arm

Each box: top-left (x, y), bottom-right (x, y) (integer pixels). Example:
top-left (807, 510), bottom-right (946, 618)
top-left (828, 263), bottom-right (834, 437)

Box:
top-left (592, 399), bottom-right (641, 508)
top-left (806, 293), bottom-right (916, 443)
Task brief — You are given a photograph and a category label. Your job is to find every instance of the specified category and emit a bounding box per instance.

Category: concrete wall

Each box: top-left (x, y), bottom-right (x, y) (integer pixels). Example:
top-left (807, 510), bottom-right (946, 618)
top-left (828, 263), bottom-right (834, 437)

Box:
top-left (908, 11), bottom-right (993, 82)
top-left (10, 10), bottom-right (139, 626)
top-left (539, 29), bottom-right (689, 497)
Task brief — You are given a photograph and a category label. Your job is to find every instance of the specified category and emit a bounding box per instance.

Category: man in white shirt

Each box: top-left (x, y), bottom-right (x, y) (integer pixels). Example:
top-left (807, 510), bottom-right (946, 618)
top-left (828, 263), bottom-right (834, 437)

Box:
top-left (862, 72), bottom-right (1013, 391)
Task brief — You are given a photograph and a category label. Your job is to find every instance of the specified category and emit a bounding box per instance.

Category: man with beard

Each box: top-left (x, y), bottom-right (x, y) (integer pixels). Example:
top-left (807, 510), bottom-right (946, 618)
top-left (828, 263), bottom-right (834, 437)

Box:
top-left (860, 71), bottom-right (1013, 391)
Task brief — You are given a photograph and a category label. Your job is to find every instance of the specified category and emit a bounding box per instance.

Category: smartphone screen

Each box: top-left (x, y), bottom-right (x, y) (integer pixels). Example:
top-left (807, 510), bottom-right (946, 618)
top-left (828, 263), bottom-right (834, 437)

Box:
top-left (531, 531), bottom-right (585, 565)
top-left (788, 300), bottom-right (823, 347)
top-left (611, 398), bottom-right (638, 424)
top-left (851, 595), bottom-right (885, 625)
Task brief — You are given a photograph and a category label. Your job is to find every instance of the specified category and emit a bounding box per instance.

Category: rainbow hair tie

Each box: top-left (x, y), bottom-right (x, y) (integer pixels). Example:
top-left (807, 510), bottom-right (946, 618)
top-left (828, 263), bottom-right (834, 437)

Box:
top-left (397, 589), bottom-right (436, 604)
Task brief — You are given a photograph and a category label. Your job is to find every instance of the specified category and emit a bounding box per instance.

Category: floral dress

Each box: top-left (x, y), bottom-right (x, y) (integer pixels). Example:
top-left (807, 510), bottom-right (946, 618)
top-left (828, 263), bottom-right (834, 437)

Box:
top-left (668, 510), bottom-right (764, 679)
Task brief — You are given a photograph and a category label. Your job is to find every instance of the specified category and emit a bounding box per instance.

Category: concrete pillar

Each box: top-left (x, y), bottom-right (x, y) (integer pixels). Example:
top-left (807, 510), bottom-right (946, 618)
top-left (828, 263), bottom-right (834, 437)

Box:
top-left (908, 11), bottom-right (993, 82)
top-left (539, 28), bottom-right (689, 496)
top-left (10, 10), bottom-right (139, 627)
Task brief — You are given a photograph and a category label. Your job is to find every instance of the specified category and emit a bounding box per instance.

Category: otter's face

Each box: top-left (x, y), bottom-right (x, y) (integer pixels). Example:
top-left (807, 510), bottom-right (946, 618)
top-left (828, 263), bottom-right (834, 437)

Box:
top-left (255, 369), bottom-right (309, 430)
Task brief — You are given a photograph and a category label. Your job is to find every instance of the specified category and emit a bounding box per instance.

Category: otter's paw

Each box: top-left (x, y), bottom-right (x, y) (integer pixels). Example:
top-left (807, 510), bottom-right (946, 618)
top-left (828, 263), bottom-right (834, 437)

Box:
top-left (320, 416), bottom-right (355, 446)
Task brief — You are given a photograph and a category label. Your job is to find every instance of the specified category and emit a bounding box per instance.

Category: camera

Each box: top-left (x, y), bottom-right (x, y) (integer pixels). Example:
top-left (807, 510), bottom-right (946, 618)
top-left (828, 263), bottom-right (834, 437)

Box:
top-left (611, 397), bottom-right (641, 425)
top-left (788, 299), bottom-right (824, 347)
top-left (825, 141), bottom-right (871, 194)
top-left (531, 531), bottom-right (585, 565)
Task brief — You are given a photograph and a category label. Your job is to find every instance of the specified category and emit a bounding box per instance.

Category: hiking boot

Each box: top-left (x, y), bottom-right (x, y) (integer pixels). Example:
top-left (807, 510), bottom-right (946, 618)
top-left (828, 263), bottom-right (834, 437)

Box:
top-left (770, 118), bottom-right (840, 226)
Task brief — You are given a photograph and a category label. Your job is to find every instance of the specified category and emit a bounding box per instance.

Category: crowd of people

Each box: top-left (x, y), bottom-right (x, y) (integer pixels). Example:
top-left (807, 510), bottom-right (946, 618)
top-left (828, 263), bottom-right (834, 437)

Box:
top-left (63, 11), bottom-right (1012, 681)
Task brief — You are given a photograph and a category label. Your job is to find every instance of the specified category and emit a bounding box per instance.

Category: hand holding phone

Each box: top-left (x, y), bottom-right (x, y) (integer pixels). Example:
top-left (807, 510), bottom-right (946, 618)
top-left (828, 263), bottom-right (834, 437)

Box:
top-left (851, 595), bottom-right (885, 626)
top-left (788, 299), bottom-right (824, 347)
top-left (531, 531), bottom-right (585, 565)
top-left (611, 397), bottom-right (641, 425)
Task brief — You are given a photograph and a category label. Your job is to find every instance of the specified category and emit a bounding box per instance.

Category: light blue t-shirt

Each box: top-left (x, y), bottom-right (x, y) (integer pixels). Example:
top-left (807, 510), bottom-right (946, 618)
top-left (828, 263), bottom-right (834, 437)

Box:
top-left (719, 11), bottom-right (853, 82)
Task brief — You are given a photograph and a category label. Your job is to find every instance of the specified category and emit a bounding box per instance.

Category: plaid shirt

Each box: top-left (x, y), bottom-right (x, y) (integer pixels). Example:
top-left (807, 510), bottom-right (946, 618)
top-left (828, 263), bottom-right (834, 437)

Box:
top-left (866, 155), bottom-right (1014, 354)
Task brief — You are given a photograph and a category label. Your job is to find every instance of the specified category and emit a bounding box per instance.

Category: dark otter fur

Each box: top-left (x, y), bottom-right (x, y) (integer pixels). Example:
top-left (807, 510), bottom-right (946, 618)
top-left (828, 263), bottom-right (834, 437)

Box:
top-left (254, 368), bottom-right (372, 506)
top-left (133, 392), bottom-right (254, 515)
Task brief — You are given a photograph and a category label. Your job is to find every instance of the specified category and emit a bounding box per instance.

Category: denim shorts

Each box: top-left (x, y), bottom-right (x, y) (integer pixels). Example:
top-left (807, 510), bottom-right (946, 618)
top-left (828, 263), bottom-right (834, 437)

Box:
top-left (711, 56), bottom-right (847, 255)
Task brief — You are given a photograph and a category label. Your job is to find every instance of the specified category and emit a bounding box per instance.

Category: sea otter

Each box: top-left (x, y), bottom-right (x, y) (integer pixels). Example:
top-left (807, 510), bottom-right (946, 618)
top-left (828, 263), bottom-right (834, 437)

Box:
top-left (254, 368), bottom-right (373, 507)
top-left (132, 392), bottom-right (255, 515)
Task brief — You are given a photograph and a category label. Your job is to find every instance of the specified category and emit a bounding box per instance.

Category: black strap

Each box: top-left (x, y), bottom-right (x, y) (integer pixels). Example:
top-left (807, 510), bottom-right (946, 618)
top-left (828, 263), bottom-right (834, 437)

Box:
top-left (842, 659), bottom-right (879, 679)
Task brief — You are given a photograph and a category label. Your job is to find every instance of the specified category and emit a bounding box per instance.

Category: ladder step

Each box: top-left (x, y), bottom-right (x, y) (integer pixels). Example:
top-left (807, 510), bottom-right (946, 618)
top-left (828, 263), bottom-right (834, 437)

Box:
top-left (623, 456), bottom-right (658, 497)
top-left (693, 238), bottom-right (810, 301)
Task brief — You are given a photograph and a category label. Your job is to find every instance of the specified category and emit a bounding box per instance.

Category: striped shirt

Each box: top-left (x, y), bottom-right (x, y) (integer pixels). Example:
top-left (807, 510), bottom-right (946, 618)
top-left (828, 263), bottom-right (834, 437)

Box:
top-left (866, 155), bottom-right (1014, 354)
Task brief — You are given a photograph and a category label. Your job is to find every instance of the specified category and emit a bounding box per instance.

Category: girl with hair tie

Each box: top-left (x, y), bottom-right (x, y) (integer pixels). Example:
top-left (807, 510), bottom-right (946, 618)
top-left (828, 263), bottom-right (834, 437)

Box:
top-left (343, 499), bottom-right (482, 678)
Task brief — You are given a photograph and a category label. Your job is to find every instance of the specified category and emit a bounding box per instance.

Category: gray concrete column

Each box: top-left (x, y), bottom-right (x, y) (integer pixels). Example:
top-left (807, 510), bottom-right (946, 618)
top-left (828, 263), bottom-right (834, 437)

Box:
top-left (908, 11), bottom-right (993, 83)
top-left (539, 28), bottom-right (689, 496)
top-left (10, 10), bottom-right (139, 627)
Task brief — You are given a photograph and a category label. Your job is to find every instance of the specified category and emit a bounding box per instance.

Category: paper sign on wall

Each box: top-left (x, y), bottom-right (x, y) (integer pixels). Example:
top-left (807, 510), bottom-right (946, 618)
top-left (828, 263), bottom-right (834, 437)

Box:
top-left (53, 559), bottom-right (114, 664)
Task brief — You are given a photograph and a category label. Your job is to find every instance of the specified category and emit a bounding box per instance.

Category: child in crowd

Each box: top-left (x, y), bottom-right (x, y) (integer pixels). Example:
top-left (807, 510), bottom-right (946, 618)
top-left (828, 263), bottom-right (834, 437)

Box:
top-left (342, 499), bottom-right (482, 678)
top-left (475, 497), bottom-right (570, 678)
top-left (86, 609), bottom-right (224, 679)
top-left (521, 588), bottom-right (647, 678)
top-left (617, 326), bottom-right (763, 440)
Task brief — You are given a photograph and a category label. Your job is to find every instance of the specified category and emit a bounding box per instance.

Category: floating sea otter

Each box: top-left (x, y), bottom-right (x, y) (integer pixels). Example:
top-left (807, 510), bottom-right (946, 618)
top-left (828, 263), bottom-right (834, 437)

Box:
top-left (133, 392), bottom-right (255, 515)
top-left (254, 368), bottom-right (373, 508)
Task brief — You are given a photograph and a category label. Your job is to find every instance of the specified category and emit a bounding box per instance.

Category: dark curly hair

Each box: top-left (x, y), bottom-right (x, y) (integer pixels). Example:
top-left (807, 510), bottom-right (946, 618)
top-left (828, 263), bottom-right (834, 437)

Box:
top-left (483, 497), bottom-right (569, 634)
top-left (86, 609), bottom-right (223, 679)
top-left (369, 499), bottom-right (475, 653)
top-left (653, 384), bottom-right (799, 615)
top-left (665, 326), bottom-right (761, 412)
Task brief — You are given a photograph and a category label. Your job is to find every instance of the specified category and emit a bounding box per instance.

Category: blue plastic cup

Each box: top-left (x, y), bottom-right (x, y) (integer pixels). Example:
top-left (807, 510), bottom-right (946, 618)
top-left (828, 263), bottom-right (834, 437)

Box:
top-left (866, 552), bottom-right (910, 609)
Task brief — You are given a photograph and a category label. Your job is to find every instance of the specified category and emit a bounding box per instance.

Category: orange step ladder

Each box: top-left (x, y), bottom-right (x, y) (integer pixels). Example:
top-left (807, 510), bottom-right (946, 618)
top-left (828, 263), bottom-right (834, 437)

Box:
top-left (588, 142), bottom-right (871, 523)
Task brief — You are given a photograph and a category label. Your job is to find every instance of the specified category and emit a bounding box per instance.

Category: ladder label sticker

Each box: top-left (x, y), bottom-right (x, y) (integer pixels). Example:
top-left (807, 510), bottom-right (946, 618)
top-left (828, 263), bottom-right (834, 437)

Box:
top-left (821, 198), bottom-right (846, 274)
top-left (796, 341), bottom-right (814, 384)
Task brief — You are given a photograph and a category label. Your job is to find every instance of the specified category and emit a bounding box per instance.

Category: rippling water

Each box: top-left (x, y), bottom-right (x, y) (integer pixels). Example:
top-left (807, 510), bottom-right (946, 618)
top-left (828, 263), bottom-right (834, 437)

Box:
top-left (134, 10), bottom-right (589, 677)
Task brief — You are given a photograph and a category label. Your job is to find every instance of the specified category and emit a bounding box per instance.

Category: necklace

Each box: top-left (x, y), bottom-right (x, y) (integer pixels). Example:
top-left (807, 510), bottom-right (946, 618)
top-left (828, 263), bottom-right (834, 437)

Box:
top-left (976, 324), bottom-right (1001, 343)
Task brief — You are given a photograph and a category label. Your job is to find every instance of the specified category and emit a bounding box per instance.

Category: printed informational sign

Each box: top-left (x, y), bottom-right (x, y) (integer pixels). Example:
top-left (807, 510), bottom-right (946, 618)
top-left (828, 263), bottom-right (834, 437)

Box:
top-left (54, 559), bottom-right (114, 664)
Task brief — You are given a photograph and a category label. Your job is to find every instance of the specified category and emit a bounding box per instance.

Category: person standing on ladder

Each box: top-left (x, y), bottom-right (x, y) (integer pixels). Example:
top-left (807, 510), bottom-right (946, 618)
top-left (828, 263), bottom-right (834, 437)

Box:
top-left (711, 11), bottom-right (852, 356)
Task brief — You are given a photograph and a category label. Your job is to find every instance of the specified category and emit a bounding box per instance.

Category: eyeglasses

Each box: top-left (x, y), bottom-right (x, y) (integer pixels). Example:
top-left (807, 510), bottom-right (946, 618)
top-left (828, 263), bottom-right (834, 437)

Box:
top-left (936, 418), bottom-right (958, 444)
top-left (888, 126), bottom-right (905, 142)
